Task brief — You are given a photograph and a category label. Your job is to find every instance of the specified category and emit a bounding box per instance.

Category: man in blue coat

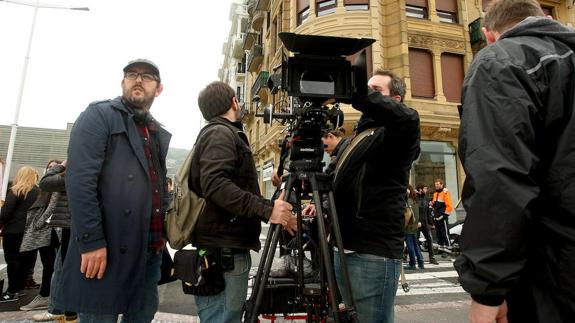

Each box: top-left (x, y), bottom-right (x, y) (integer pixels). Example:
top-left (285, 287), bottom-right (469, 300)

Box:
top-left (57, 59), bottom-right (171, 322)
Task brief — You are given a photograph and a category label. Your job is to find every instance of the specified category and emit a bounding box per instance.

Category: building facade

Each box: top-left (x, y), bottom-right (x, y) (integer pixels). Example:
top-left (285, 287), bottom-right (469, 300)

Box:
top-left (219, 0), bottom-right (574, 205)
top-left (0, 123), bottom-right (73, 180)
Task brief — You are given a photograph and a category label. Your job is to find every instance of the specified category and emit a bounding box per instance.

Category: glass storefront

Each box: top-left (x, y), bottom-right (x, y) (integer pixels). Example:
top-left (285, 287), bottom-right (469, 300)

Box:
top-left (412, 141), bottom-right (460, 221)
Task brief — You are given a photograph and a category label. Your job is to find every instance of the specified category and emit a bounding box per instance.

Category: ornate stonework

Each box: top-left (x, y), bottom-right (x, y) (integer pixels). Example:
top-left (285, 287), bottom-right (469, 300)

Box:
top-left (408, 34), bottom-right (466, 52)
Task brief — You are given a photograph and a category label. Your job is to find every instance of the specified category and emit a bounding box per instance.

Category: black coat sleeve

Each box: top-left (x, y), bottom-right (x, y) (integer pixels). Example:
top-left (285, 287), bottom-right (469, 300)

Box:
top-left (0, 190), bottom-right (18, 226)
top-left (455, 57), bottom-right (541, 306)
top-left (39, 164), bottom-right (66, 192)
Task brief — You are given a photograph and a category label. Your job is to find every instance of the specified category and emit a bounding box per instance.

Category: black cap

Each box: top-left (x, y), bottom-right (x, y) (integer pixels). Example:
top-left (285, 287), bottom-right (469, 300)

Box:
top-left (123, 59), bottom-right (160, 80)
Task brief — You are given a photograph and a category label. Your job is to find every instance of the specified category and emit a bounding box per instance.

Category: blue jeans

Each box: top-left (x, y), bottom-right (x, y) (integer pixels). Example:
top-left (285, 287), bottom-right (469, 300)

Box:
top-left (334, 251), bottom-right (400, 323)
top-left (195, 252), bottom-right (251, 323)
top-left (48, 248), bottom-right (63, 314)
top-left (78, 251), bottom-right (162, 323)
top-left (405, 234), bottom-right (424, 267)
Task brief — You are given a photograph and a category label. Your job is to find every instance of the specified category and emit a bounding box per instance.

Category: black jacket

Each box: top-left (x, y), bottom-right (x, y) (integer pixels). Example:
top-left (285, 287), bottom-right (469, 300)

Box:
top-left (189, 117), bottom-right (273, 251)
top-left (455, 17), bottom-right (575, 321)
top-left (39, 164), bottom-right (70, 228)
top-left (333, 92), bottom-right (420, 259)
top-left (0, 186), bottom-right (40, 234)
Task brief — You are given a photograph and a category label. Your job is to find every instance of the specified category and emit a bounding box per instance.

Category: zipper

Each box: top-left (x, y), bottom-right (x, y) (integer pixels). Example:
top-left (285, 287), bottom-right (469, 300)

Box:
top-left (355, 163), bottom-right (367, 219)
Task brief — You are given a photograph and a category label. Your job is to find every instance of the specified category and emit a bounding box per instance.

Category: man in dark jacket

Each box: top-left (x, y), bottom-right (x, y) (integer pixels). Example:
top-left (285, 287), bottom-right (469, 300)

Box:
top-left (333, 69), bottom-right (420, 323)
top-left (189, 81), bottom-right (296, 322)
top-left (455, 1), bottom-right (575, 322)
top-left (58, 59), bottom-right (171, 322)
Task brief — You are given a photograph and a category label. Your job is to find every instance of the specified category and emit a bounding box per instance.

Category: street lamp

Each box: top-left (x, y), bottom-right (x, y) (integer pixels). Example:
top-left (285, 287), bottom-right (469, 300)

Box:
top-left (0, 0), bottom-right (89, 206)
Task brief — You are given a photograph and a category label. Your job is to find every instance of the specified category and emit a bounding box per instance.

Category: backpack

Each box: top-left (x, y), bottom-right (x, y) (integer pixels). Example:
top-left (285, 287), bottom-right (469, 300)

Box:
top-left (165, 121), bottom-right (237, 249)
top-left (165, 143), bottom-right (206, 250)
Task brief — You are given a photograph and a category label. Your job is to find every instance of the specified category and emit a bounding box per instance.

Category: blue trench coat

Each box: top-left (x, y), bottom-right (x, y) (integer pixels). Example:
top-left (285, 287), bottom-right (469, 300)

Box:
top-left (55, 97), bottom-right (171, 314)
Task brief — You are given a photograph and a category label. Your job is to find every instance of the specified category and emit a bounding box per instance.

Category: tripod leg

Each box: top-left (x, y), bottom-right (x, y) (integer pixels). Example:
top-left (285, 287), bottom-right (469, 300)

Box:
top-left (309, 175), bottom-right (341, 323)
top-left (327, 191), bottom-right (357, 313)
top-left (246, 174), bottom-right (297, 323)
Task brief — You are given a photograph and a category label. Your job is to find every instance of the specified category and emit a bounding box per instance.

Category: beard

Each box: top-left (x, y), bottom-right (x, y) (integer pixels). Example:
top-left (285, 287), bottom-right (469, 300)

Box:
top-left (122, 84), bottom-right (155, 110)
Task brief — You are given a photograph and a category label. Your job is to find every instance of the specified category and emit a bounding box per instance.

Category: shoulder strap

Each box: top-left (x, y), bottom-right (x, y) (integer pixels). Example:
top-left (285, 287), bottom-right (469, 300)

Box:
top-left (333, 127), bottom-right (377, 181)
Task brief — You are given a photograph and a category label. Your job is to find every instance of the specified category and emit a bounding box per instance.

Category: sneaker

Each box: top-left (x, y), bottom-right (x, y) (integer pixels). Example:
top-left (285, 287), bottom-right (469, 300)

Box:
top-left (32, 311), bottom-right (64, 322)
top-left (20, 295), bottom-right (49, 311)
top-left (0, 292), bottom-right (19, 303)
top-left (429, 258), bottom-right (439, 265)
top-left (24, 278), bottom-right (41, 289)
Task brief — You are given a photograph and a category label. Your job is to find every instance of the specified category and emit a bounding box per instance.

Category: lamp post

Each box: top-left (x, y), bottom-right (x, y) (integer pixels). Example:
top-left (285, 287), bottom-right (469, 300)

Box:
top-left (0, 0), bottom-right (89, 206)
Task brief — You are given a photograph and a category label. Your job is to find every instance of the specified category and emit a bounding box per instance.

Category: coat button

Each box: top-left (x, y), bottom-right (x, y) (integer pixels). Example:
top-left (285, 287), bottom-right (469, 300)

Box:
top-left (120, 247), bottom-right (127, 254)
top-left (127, 174), bottom-right (134, 181)
top-left (124, 209), bottom-right (131, 215)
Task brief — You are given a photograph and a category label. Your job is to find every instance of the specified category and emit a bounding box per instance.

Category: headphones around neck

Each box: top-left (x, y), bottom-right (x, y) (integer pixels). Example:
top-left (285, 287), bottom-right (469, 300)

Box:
top-left (132, 108), bottom-right (153, 125)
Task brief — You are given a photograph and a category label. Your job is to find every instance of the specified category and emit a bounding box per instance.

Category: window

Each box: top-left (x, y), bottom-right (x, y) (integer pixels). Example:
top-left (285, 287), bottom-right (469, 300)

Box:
top-left (436, 0), bottom-right (458, 23)
top-left (406, 0), bottom-right (428, 19)
top-left (441, 53), bottom-right (464, 103)
top-left (297, 0), bottom-right (310, 26)
top-left (262, 163), bottom-right (274, 199)
top-left (344, 0), bottom-right (369, 11)
top-left (542, 6), bottom-right (554, 18)
top-left (411, 141), bottom-right (460, 221)
top-left (317, 0), bottom-right (337, 16)
top-left (409, 48), bottom-right (435, 99)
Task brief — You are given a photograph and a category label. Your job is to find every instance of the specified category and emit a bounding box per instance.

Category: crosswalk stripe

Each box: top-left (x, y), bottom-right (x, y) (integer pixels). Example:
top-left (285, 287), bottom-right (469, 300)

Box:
top-left (405, 270), bottom-right (459, 280)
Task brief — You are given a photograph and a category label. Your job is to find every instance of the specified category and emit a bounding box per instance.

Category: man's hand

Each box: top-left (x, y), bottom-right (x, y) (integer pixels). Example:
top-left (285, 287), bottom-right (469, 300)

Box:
top-left (302, 204), bottom-right (316, 217)
top-left (469, 300), bottom-right (508, 323)
top-left (269, 191), bottom-right (297, 235)
top-left (81, 247), bottom-right (107, 279)
top-left (271, 170), bottom-right (282, 188)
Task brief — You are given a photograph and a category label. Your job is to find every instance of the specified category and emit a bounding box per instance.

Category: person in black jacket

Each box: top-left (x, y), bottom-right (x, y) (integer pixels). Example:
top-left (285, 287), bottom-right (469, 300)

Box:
top-left (416, 184), bottom-right (438, 265)
top-left (0, 166), bottom-right (39, 303)
top-left (455, 1), bottom-right (575, 322)
top-left (189, 81), bottom-right (296, 323)
top-left (332, 69), bottom-right (420, 323)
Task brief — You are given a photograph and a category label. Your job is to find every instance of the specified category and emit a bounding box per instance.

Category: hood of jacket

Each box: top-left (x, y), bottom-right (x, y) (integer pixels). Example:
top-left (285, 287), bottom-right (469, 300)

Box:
top-left (501, 16), bottom-right (575, 48)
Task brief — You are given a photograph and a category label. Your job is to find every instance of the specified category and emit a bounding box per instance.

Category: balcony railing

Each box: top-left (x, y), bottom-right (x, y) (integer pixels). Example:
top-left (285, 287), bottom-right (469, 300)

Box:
top-left (247, 44), bottom-right (264, 73)
top-left (251, 70), bottom-right (269, 99)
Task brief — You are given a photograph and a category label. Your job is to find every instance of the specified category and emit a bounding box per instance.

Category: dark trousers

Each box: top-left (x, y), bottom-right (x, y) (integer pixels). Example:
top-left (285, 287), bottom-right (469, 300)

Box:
top-left (37, 230), bottom-right (59, 297)
top-left (435, 218), bottom-right (450, 247)
top-left (2, 233), bottom-right (35, 293)
top-left (418, 223), bottom-right (435, 259)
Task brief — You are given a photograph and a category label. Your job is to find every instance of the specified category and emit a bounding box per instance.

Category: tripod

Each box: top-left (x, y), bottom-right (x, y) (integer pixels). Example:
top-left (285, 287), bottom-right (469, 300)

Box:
top-left (244, 169), bottom-right (358, 323)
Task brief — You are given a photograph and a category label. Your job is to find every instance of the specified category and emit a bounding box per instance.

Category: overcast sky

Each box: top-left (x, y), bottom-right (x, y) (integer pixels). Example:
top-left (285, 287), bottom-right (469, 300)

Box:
top-left (0, 0), bottom-right (234, 149)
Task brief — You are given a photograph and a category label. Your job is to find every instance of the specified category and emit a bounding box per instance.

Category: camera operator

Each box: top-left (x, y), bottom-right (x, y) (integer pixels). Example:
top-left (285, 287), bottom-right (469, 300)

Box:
top-left (331, 69), bottom-right (420, 322)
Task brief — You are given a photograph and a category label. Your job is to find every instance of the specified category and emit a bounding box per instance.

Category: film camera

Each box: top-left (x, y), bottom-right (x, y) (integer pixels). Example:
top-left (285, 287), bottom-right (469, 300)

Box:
top-left (246, 33), bottom-right (375, 323)
top-left (260, 32), bottom-right (375, 173)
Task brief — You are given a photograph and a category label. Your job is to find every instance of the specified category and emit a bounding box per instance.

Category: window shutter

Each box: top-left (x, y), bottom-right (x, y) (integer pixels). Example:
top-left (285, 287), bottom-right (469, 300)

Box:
top-left (441, 53), bottom-right (464, 103)
top-left (409, 49), bottom-right (435, 98)
top-left (436, 0), bottom-right (457, 13)
top-left (406, 0), bottom-right (428, 8)
top-left (344, 0), bottom-right (369, 4)
top-left (298, 0), bottom-right (310, 12)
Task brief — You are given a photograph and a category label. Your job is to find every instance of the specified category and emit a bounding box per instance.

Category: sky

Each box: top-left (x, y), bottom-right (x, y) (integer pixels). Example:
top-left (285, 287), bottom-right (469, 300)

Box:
top-left (0, 0), bottom-right (235, 149)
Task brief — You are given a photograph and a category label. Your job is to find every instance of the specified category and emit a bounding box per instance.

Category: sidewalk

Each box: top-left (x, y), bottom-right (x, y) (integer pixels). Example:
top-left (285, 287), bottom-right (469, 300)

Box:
top-left (0, 311), bottom-right (198, 323)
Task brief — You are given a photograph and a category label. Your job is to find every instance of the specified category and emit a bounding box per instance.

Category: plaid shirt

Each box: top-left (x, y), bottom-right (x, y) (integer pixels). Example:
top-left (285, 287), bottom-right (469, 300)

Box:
top-left (136, 123), bottom-right (164, 252)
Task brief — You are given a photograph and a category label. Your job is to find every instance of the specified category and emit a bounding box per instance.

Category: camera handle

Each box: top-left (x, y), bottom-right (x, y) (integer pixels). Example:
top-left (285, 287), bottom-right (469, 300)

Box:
top-left (244, 172), bottom-right (357, 323)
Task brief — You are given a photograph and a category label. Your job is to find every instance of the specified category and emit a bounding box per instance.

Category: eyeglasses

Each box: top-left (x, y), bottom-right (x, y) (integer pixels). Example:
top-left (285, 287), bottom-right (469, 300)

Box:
top-left (124, 71), bottom-right (158, 82)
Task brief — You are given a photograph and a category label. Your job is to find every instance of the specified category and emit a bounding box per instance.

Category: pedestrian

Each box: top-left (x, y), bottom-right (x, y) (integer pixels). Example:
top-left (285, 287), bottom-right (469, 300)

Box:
top-left (56, 58), bottom-right (171, 322)
top-left (404, 185), bottom-right (425, 270)
top-left (331, 69), bottom-right (420, 323)
top-left (455, 1), bottom-right (575, 322)
top-left (189, 81), bottom-right (296, 322)
top-left (33, 159), bottom-right (77, 322)
top-left (430, 179), bottom-right (453, 255)
top-left (416, 184), bottom-right (438, 265)
top-left (321, 128), bottom-right (349, 175)
top-left (0, 166), bottom-right (40, 303)
top-left (18, 160), bottom-right (62, 312)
